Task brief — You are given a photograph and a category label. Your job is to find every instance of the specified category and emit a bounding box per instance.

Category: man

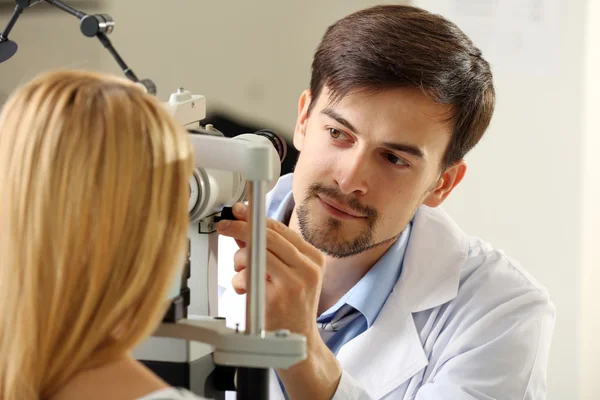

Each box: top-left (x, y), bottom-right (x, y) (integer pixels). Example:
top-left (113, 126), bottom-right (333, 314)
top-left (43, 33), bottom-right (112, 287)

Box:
top-left (216, 5), bottom-right (555, 400)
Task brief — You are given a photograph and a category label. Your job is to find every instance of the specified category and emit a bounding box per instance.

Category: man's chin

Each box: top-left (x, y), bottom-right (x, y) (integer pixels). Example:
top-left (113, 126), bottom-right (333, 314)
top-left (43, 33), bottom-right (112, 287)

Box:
top-left (303, 231), bottom-right (373, 258)
top-left (303, 220), bottom-right (359, 244)
top-left (297, 204), bottom-right (373, 256)
top-left (315, 242), bottom-right (369, 259)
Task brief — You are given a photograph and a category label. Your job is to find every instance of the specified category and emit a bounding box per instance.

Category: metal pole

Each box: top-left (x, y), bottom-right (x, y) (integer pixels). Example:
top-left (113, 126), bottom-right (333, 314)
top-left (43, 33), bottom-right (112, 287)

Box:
top-left (240, 180), bottom-right (270, 399)
top-left (246, 180), bottom-right (267, 336)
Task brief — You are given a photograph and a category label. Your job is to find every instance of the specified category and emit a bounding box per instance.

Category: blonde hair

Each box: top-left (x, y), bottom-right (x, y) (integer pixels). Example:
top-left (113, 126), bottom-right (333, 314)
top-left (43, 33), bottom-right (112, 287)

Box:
top-left (0, 70), bottom-right (194, 399)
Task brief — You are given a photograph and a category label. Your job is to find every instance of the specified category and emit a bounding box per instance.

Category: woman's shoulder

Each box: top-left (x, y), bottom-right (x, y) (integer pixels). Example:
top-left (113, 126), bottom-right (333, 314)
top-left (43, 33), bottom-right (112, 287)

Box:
top-left (137, 387), bottom-right (207, 400)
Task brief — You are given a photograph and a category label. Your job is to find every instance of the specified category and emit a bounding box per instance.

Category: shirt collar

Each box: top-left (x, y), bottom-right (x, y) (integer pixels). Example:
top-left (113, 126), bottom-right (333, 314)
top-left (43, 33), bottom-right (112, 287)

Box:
top-left (267, 173), bottom-right (295, 223)
top-left (318, 224), bottom-right (411, 327)
top-left (266, 173), bottom-right (412, 328)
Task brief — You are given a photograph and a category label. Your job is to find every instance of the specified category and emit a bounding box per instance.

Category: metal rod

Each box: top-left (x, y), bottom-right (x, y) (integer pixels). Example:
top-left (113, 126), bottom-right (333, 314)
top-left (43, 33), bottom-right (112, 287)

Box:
top-left (43, 0), bottom-right (86, 19)
top-left (96, 32), bottom-right (139, 82)
top-left (246, 180), bottom-right (267, 336)
top-left (0, 4), bottom-right (24, 40)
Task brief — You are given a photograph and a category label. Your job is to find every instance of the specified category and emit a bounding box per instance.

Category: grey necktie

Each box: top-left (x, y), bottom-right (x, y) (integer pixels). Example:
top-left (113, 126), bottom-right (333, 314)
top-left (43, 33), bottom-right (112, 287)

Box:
top-left (318, 303), bottom-right (360, 332)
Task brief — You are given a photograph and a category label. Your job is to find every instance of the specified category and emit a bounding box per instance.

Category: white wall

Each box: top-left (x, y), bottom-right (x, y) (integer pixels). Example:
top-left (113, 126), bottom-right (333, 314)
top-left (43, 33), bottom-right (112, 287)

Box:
top-left (581, 0), bottom-right (600, 397)
top-left (104, 0), bottom-right (406, 138)
top-left (412, 1), bottom-right (596, 399)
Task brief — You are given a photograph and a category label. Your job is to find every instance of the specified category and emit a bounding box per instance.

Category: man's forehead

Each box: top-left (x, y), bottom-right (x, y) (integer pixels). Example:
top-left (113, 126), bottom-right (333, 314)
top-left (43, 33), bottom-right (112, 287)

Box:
top-left (318, 86), bottom-right (453, 120)
top-left (316, 86), bottom-right (453, 127)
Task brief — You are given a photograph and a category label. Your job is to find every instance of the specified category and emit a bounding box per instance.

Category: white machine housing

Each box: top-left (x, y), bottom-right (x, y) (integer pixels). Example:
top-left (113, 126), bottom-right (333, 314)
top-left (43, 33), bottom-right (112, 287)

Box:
top-left (132, 87), bottom-right (306, 397)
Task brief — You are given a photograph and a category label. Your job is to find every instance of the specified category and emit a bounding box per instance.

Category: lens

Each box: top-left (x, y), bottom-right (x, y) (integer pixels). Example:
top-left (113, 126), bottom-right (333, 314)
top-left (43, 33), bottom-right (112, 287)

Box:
top-left (254, 129), bottom-right (287, 162)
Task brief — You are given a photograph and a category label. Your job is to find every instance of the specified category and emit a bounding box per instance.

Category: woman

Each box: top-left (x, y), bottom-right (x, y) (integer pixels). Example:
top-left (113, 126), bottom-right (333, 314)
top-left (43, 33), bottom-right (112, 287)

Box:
top-left (0, 70), bottom-right (205, 399)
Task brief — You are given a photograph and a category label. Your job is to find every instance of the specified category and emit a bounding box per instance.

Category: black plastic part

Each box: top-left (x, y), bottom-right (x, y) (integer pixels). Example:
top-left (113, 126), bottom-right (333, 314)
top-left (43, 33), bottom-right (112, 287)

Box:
top-left (80, 14), bottom-right (101, 36)
top-left (171, 238), bottom-right (191, 319)
top-left (180, 287), bottom-right (190, 308)
top-left (214, 207), bottom-right (235, 223)
top-left (212, 366), bottom-right (237, 392)
top-left (182, 258), bottom-right (191, 280)
top-left (237, 367), bottom-right (269, 400)
top-left (0, 39), bottom-right (18, 63)
top-left (162, 295), bottom-right (185, 323)
top-left (254, 129), bottom-right (287, 162)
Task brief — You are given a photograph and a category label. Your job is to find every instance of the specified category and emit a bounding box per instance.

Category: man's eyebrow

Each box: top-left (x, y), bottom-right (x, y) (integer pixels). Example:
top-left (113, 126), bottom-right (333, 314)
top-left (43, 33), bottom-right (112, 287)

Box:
top-left (321, 108), bottom-right (359, 134)
top-left (383, 142), bottom-right (426, 159)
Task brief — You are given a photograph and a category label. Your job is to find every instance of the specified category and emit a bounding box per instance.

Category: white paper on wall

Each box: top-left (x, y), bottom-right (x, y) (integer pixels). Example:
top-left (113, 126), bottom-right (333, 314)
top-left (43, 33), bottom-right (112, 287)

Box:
top-left (412, 0), bottom-right (563, 75)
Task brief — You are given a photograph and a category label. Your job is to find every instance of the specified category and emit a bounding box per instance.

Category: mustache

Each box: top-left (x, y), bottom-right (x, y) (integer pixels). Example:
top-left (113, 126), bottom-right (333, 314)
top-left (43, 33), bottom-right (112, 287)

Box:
top-left (307, 183), bottom-right (377, 219)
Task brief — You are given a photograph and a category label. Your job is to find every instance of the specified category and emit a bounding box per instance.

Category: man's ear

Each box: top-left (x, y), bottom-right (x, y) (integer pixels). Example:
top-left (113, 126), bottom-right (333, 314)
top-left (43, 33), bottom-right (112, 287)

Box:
top-left (293, 90), bottom-right (312, 152)
top-left (423, 160), bottom-right (467, 207)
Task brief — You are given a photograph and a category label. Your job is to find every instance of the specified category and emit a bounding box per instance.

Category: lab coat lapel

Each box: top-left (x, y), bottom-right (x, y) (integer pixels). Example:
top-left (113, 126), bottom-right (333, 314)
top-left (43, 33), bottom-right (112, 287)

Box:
top-left (336, 291), bottom-right (427, 399)
top-left (335, 206), bottom-right (469, 399)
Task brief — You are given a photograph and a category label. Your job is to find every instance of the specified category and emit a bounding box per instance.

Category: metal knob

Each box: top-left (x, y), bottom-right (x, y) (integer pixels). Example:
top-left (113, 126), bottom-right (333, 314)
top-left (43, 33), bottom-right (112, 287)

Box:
top-left (80, 14), bottom-right (115, 37)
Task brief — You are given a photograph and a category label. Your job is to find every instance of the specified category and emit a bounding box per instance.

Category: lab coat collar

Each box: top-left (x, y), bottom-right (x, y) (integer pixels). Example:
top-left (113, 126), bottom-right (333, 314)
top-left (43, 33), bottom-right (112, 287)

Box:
top-left (400, 205), bottom-right (469, 313)
top-left (335, 205), bottom-right (469, 398)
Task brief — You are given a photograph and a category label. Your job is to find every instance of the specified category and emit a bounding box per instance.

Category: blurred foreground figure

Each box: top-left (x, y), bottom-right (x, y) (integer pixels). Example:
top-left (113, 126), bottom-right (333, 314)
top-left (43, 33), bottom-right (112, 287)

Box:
top-left (0, 70), bottom-right (206, 400)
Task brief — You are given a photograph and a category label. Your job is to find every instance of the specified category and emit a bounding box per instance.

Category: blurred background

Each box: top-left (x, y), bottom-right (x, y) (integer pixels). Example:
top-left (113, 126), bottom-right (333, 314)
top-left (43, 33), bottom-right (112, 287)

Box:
top-left (0, 1), bottom-right (598, 398)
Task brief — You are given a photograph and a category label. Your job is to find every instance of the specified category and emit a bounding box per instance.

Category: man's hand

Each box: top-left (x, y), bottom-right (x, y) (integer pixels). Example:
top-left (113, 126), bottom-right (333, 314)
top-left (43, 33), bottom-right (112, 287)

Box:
top-left (216, 202), bottom-right (325, 337)
top-left (216, 202), bottom-right (342, 400)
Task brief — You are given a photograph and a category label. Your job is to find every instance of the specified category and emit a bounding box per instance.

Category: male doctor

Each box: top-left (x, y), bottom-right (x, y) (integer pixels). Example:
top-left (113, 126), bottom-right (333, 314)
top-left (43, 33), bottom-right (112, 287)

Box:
top-left (216, 5), bottom-right (555, 400)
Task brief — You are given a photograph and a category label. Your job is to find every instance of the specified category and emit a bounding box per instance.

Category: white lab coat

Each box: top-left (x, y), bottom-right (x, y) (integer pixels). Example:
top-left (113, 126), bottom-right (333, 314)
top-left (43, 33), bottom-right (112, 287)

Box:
top-left (217, 204), bottom-right (555, 400)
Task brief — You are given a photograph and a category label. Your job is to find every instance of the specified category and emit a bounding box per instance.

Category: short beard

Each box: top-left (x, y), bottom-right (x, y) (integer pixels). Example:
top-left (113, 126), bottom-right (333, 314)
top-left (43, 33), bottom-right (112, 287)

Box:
top-left (296, 183), bottom-right (393, 258)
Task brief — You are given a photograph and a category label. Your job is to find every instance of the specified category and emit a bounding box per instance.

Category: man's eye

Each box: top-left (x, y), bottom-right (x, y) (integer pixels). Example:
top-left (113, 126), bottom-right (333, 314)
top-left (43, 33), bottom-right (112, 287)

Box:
top-left (386, 153), bottom-right (408, 166)
top-left (328, 128), bottom-right (344, 139)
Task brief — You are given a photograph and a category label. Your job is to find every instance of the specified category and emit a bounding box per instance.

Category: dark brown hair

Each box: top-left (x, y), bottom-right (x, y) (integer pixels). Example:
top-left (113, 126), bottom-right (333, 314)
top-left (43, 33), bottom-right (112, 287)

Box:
top-left (309, 5), bottom-right (495, 169)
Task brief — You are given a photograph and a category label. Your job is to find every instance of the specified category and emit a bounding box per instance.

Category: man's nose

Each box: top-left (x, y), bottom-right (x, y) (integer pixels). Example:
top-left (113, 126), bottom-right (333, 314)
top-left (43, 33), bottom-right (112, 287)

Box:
top-left (334, 150), bottom-right (369, 196)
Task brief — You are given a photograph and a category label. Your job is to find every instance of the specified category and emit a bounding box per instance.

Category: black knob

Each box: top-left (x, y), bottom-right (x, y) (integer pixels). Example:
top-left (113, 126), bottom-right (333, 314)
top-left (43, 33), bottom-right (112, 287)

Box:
top-left (80, 14), bottom-right (115, 37)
